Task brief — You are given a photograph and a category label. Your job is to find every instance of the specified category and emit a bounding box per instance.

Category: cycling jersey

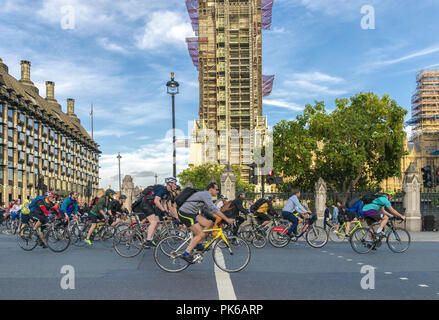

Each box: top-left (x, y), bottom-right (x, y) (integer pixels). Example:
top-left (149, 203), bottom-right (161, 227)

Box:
top-left (22, 200), bottom-right (31, 214)
top-left (362, 196), bottom-right (391, 212)
top-left (91, 197), bottom-right (109, 216)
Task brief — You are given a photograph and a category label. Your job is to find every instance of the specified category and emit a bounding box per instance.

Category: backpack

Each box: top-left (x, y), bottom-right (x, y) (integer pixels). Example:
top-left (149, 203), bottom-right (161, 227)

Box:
top-left (141, 184), bottom-right (163, 200)
top-left (131, 196), bottom-right (145, 212)
top-left (360, 191), bottom-right (384, 205)
top-left (89, 196), bottom-right (100, 208)
top-left (29, 195), bottom-right (45, 214)
top-left (346, 197), bottom-right (361, 209)
top-left (220, 200), bottom-right (235, 213)
top-left (174, 187), bottom-right (199, 209)
top-left (250, 198), bottom-right (268, 213)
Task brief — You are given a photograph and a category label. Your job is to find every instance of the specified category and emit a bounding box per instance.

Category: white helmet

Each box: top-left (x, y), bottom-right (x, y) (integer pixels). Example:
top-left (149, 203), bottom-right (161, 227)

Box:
top-left (165, 177), bottom-right (177, 184)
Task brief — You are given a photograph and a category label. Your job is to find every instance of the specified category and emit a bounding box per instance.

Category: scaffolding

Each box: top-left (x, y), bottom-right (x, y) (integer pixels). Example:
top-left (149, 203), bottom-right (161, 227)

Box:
top-left (261, 0), bottom-right (274, 30)
top-left (186, 0), bottom-right (199, 36)
top-left (406, 69), bottom-right (439, 136)
top-left (262, 75), bottom-right (274, 97)
top-left (185, 37), bottom-right (208, 70)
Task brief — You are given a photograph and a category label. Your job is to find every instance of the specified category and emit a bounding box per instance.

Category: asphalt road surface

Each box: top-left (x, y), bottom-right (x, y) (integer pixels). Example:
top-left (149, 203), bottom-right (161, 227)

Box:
top-left (1, 233), bottom-right (438, 300)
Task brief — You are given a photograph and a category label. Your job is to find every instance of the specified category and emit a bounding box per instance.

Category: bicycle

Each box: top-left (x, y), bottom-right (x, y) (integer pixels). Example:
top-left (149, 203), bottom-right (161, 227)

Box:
top-left (238, 214), bottom-right (267, 248)
top-left (268, 215), bottom-right (328, 248)
top-left (350, 216), bottom-right (411, 254)
top-left (17, 216), bottom-right (70, 253)
top-left (328, 218), bottom-right (365, 242)
top-left (154, 225), bottom-right (251, 273)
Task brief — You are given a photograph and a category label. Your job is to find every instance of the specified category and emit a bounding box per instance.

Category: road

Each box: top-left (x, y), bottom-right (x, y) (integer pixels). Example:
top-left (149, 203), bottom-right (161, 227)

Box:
top-left (1, 233), bottom-right (438, 300)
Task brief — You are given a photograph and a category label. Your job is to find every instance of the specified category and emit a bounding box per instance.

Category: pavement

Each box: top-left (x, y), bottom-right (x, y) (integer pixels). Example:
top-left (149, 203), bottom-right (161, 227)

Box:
top-left (0, 232), bottom-right (438, 300)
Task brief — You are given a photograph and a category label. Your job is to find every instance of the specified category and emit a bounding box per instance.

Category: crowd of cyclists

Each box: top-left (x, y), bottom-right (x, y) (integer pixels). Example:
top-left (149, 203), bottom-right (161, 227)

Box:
top-left (0, 178), bottom-right (410, 268)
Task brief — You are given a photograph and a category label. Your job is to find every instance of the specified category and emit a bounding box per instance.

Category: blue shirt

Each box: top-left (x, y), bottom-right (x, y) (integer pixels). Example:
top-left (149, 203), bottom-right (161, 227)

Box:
top-left (60, 197), bottom-right (79, 216)
top-left (345, 201), bottom-right (363, 218)
top-left (362, 196), bottom-right (392, 212)
top-left (282, 195), bottom-right (307, 214)
top-left (332, 207), bottom-right (338, 220)
top-left (153, 186), bottom-right (170, 200)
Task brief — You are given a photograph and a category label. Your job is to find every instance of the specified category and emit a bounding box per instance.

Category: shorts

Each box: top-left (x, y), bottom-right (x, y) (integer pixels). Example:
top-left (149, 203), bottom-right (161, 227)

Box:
top-left (89, 212), bottom-right (105, 223)
top-left (143, 202), bottom-right (158, 217)
top-left (31, 212), bottom-right (49, 225)
top-left (21, 214), bottom-right (30, 224)
top-left (255, 212), bottom-right (271, 223)
top-left (178, 211), bottom-right (199, 228)
top-left (11, 212), bottom-right (19, 221)
top-left (362, 209), bottom-right (383, 226)
top-left (344, 211), bottom-right (356, 222)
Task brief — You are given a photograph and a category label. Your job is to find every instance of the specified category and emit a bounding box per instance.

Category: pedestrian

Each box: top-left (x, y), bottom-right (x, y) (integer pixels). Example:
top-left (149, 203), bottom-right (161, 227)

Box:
top-left (323, 203), bottom-right (332, 231)
top-left (331, 203), bottom-right (339, 232)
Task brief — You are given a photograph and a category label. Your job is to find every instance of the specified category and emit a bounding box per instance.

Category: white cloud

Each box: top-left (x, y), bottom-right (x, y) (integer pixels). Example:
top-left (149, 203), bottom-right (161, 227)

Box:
top-left (375, 45), bottom-right (439, 67)
top-left (263, 99), bottom-right (303, 111)
top-left (94, 129), bottom-right (135, 138)
top-left (136, 11), bottom-right (194, 50)
top-left (97, 38), bottom-right (129, 54)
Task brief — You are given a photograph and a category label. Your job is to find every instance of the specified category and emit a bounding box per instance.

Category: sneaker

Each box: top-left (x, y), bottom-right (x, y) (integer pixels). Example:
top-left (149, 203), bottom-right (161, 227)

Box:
top-left (376, 231), bottom-right (386, 238)
top-left (84, 239), bottom-right (93, 245)
top-left (180, 253), bottom-right (195, 264)
top-left (143, 240), bottom-right (156, 249)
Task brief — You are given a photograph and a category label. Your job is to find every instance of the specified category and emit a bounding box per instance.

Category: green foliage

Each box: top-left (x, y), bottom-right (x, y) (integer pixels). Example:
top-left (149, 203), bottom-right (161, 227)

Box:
top-left (177, 163), bottom-right (254, 192)
top-left (274, 92), bottom-right (408, 192)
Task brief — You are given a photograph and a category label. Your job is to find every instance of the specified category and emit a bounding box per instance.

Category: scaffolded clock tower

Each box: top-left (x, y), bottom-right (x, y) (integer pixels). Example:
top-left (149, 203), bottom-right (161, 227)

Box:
top-left (186, 0), bottom-right (274, 181)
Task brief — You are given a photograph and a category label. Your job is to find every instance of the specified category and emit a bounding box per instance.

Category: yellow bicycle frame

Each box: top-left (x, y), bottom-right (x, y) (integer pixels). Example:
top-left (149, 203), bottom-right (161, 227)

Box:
top-left (336, 219), bottom-right (363, 236)
top-left (202, 227), bottom-right (229, 249)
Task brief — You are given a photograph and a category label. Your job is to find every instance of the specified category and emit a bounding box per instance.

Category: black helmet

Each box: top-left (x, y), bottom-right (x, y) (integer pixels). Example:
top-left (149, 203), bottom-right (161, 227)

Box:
top-left (237, 190), bottom-right (246, 197)
top-left (119, 194), bottom-right (127, 200)
top-left (105, 189), bottom-right (116, 197)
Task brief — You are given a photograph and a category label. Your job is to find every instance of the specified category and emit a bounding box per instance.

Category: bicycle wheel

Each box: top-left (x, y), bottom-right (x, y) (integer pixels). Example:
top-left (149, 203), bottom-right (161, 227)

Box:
top-left (100, 226), bottom-right (117, 248)
top-left (328, 226), bottom-right (346, 242)
top-left (251, 229), bottom-right (267, 248)
top-left (154, 235), bottom-right (190, 273)
top-left (46, 226), bottom-right (70, 253)
top-left (268, 227), bottom-right (290, 248)
top-left (350, 227), bottom-right (374, 254)
top-left (305, 226), bottom-right (328, 248)
top-left (212, 236), bottom-right (251, 273)
top-left (17, 225), bottom-right (38, 251)
top-left (387, 227), bottom-right (411, 253)
top-left (113, 228), bottom-right (143, 258)
top-left (70, 224), bottom-right (86, 247)
top-left (238, 225), bottom-right (253, 243)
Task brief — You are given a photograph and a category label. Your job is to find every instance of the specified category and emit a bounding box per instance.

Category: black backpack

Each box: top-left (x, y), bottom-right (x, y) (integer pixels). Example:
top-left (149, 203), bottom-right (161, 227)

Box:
top-left (174, 187), bottom-right (199, 209)
top-left (360, 191), bottom-right (384, 205)
top-left (346, 197), bottom-right (361, 209)
top-left (250, 198), bottom-right (268, 213)
top-left (141, 184), bottom-right (163, 200)
top-left (131, 196), bottom-right (145, 212)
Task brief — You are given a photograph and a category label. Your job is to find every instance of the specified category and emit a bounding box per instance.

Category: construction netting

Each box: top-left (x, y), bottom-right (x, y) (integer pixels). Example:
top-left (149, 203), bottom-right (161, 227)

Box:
top-left (262, 75), bottom-right (275, 97)
top-left (186, 0), bottom-right (199, 36)
top-left (261, 0), bottom-right (274, 30)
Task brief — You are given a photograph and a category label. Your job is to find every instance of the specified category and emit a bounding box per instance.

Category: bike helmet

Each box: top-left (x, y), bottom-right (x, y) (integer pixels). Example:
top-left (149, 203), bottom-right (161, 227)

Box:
top-left (119, 194), bottom-right (127, 200)
top-left (384, 190), bottom-right (396, 197)
top-left (165, 177), bottom-right (177, 184)
top-left (45, 191), bottom-right (57, 198)
top-left (219, 194), bottom-right (227, 199)
top-left (237, 190), bottom-right (246, 197)
top-left (105, 189), bottom-right (116, 197)
top-left (29, 196), bottom-right (36, 201)
top-left (267, 194), bottom-right (277, 201)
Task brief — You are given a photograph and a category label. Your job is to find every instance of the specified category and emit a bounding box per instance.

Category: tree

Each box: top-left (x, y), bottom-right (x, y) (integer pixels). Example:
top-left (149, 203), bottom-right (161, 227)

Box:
top-left (177, 163), bottom-right (254, 193)
top-left (274, 93), bottom-right (408, 192)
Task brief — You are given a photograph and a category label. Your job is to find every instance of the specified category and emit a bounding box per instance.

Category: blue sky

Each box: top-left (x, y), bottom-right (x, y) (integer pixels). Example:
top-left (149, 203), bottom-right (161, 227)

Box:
top-left (1, 0), bottom-right (438, 189)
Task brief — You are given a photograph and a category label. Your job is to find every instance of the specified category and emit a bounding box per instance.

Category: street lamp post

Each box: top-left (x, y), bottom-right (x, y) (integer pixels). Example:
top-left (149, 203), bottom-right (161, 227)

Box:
top-left (117, 152), bottom-right (122, 194)
top-left (166, 73), bottom-right (180, 178)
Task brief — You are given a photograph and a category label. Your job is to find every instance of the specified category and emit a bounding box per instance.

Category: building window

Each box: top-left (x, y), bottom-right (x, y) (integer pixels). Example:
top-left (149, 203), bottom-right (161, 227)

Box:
top-left (7, 108), bottom-right (13, 128)
top-left (18, 171), bottom-right (23, 188)
top-left (8, 168), bottom-right (14, 185)
top-left (34, 122), bottom-right (39, 132)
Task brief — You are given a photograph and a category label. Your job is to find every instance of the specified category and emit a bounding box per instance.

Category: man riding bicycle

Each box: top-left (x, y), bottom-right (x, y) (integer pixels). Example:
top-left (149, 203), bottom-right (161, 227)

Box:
top-left (178, 182), bottom-right (235, 264)
top-left (60, 192), bottom-right (80, 221)
top-left (361, 190), bottom-right (406, 238)
top-left (84, 189), bottom-right (115, 245)
top-left (250, 195), bottom-right (278, 228)
top-left (30, 191), bottom-right (57, 248)
top-left (282, 189), bottom-right (313, 237)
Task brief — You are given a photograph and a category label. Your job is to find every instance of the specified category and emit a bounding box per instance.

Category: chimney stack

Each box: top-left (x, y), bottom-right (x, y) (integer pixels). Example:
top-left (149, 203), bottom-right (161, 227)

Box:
top-left (20, 60), bottom-right (32, 84)
top-left (46, 81), bottom-right (55, 101)
top-left (67, 98), bottom-right (75, 115)
top-left (0, 58), bottom-right (8, 73)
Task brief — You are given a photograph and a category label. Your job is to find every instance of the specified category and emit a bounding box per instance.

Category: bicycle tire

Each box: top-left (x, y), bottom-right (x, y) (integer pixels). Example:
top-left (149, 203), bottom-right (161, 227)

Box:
top-left (268, 227), bottom-right (290, 248)
top-left (100, 226), bottom-right (117, 248)
top-left (350, 227), bottom-right (374, 254)
top-left (212, 236), bottom-right (251, 273)
top-left (17, 225), bottom-right (38, 251)
top-left (154, 235), bottom-right (190, 273)
top-left (386, 227), bottom-right (411, 253)
top-left (71, 224), bottom-right (86, 247)
top-left (305, 226), bottom-right (328, 248)
top-left (113, 228), bottom-right (143, 258)
top-left (251, 229), bottom-right (267, 248)
top-left (328, 226), bottom-right (346, 242)
top-left (46, 226), bottom-right (70, 253)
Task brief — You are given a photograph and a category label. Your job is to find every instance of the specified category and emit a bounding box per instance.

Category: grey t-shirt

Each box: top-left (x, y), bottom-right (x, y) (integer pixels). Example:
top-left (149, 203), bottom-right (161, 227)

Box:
top-left (179, 191), bottom-right (219, 217)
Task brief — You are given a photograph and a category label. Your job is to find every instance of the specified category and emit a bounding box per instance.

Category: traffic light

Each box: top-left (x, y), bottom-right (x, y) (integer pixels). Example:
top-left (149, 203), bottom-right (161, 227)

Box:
top-left (248, 162), bottom-right (258, 185)
top-left (266, 170), bottom-right (283, 185)
top-left (421, 166), bottom-right (433, 188)
top-left (435, 169), bottom-right (439, 184)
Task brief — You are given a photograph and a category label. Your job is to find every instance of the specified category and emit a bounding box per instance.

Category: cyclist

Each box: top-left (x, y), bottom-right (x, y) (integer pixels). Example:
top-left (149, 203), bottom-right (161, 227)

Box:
top-left (178, 182), bottom-right (235, 264)
top-left (19, 196), bottom-right (34, 235)
top-left (343, 199), bottom-right (363, 236)
top-left (361, 190), bottom-right (406, 237)
top-left (84, 189), bottom-right (115, 245)
top-left (30, 191), bottom-right (57, 248)
top-left (166, 185), bottom-right (181, 222)
top-left (60, 192), bottom-right (80, 221)
top-left (10, 199), bottom-right (22, 223)
top-left (140, 177), bottom-right (177, 248)
top-left (251, 195), bottom-right (278, 228)
top-left (215, 194), bottom-right (227, 211)
top-left (226, 190), bottom-right (249, 236)
top-left (281, 189), bottom-right (312, 237)
top-left (109, 194), bottom-right (127, 229)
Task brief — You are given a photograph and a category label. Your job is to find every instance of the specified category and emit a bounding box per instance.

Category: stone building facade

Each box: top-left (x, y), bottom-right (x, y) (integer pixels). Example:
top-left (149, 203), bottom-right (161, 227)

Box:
top-left (0, 58), bottom-right (100, 204)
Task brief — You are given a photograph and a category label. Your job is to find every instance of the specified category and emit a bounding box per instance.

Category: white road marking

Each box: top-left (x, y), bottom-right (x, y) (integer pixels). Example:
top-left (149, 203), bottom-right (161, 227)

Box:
top-left (384, 272), bottom-right (392, 275)
top-left (214, 249), bottom-right (237, 300)
top-left (346, 259), bottom-right (352, 261)
top-left (329, 253), bottom-right (334, 255)
top-left (337, 256), bottom-right (343, 258)
top-left (400, 277), bottom-right (409, 280)
top-left (357, 262), bottom-right (364, 265)
top-left (322, 251), bottom-right (327, 253)
top-left (418, 284), bottom-right (429, 288)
